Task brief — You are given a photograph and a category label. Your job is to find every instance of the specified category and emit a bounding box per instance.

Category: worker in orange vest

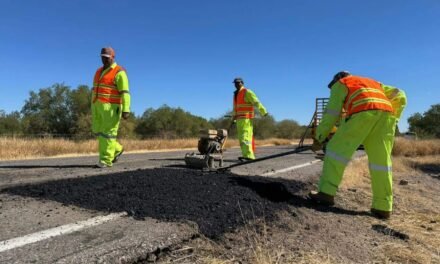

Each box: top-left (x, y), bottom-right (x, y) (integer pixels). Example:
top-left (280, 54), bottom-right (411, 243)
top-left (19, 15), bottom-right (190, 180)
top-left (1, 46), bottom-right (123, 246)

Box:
top-left (232, 77), bottom-right (268, 161)
top-left (310, 71), bottom-right (407, 219)
top-left (91, 47), bottom-right (131, 168)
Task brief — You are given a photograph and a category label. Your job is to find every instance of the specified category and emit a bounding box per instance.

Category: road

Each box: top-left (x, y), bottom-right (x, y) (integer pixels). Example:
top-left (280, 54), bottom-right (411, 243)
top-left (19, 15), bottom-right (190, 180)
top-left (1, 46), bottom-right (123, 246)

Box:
top-left (0, 145), bottom-right (324, 263)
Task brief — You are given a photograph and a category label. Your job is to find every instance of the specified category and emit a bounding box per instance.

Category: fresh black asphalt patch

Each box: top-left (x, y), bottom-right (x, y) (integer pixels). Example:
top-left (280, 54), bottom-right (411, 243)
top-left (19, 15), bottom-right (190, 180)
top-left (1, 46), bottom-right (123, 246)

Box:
top-left (2, 168), bottom-right (311, 238)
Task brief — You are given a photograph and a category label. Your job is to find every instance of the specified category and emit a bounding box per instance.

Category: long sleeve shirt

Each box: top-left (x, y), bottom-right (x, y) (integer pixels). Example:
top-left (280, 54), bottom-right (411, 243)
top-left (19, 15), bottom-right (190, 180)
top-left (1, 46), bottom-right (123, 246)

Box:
top-left (315, 80), bottom-right (407, 143)
top-left (381, 84), bottom-right (407, 120)
top-left (233, 88), bottom-right (268, 118)
top-left (315, 82), bottom-right (347, 143)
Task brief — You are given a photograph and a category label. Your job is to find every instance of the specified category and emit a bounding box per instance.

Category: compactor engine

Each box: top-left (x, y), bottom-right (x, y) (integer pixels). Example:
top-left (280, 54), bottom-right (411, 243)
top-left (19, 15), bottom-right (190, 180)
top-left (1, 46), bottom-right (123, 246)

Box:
top-left (184, 129), bottom-right (228, 169)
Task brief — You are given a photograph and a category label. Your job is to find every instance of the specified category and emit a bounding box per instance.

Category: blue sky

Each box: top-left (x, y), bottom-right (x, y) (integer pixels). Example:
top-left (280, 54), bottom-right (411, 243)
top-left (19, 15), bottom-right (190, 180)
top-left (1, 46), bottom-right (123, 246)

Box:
top-left (1, 0), bottom-right (439, 131)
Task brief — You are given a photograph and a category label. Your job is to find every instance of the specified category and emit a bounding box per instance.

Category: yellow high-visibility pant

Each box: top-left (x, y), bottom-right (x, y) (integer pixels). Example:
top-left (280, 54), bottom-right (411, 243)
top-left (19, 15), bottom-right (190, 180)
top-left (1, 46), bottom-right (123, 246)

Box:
top-left (236, 118), bottom-right (255, 159)
top-left (92, 101), bottom-right (123, 166)
top-left (318, 110), bottom-right (397, 212)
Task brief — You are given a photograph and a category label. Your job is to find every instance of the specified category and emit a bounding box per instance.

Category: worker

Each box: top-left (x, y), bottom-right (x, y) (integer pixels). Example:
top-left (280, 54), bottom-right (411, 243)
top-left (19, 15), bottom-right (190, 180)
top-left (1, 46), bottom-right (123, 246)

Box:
top-left (310, 71), bottom-right (407, 219)
top-left (232, 77), bottom-right (268, 161)
top-left (91, 47), bottom-right (131, 168)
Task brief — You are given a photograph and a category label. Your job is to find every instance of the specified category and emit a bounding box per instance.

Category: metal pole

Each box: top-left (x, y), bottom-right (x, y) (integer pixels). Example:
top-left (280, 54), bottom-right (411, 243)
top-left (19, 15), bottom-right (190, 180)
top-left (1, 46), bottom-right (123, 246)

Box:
top-left (216, 145), bottom-right (312, 172)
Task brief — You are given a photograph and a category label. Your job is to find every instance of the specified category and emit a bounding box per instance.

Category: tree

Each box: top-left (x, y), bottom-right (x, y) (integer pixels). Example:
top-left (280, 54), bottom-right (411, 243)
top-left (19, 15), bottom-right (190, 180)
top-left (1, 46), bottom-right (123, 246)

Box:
top-left (118, 112), bottom-right (138, 139)
top-left (21, 83), bottom-right (74, 136)
top-left (408, 104), bottom-right (440, 138)
top-left (135, 105), bottom-right (213, 139)
top-left (275, 119), bottom-right (305, 139)
top-left (209, 112), bottom-right (236, 138)
top-left (0, 110), bottom-right (22, 135)
top-left (70, 85), bottom-right (92, 137)
top-left (253, 114), bottom-right (277, 139)
top-left (71, 85), bottom-right (91, 120)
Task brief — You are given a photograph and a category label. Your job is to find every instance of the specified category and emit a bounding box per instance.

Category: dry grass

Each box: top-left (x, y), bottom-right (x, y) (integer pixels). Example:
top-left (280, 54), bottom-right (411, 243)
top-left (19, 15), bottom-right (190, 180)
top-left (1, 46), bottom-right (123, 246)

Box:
top-left (192, 223), bottom-right (338, 264)
top-left (183, 203), bottom-right (337, 264)
top-left (0, 137), bottom-right (296, 160)
top-left (341, 138), bottom-right (440, 264)
top-left (200, 252), bottom-right (335, 264)
top-left (0, 137), bottom-right (97, 161)
top-left (393, 137), bottom-right (440, 157)
top-left (189, 219), bottom-right (336, 264)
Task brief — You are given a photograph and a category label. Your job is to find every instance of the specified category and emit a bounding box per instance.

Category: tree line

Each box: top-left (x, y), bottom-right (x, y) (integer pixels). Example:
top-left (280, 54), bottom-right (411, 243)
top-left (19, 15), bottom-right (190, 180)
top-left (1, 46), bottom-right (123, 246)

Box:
top-left (1, 84), bottom-right (438, 139)
top-left (0, 83), bottom-right (309, 140)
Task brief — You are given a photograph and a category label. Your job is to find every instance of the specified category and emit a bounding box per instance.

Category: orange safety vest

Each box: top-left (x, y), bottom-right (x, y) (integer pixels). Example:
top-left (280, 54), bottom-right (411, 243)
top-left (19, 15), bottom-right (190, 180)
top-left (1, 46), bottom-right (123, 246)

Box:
top-left (234, 88), bottom-right (254, 119)
top-left (92, 65), bottom-right (125, 104)
top-left (340, 76), bottom-right (393, 116)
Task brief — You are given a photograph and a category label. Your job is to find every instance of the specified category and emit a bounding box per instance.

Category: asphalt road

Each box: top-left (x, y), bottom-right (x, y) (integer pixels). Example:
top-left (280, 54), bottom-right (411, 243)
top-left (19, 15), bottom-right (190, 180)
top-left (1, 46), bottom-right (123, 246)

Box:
top-left (0, 145), bottom-right (324, 263)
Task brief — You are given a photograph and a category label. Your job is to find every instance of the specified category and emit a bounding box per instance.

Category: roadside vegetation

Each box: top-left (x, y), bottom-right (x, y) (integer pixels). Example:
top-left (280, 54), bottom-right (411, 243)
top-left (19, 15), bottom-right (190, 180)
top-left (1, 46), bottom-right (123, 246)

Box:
top-left (0, 83), bottom-right (308, 140)
top-left (0, 137), bottom-right (297, 160)
top-left (0, 83), bottom-right (308, 160)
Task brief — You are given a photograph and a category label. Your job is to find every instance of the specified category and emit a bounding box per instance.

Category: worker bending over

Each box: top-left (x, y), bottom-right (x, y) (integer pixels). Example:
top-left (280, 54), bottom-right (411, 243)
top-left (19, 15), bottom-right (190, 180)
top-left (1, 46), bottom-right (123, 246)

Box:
top-left (310, 71), bottom-right (407, 219)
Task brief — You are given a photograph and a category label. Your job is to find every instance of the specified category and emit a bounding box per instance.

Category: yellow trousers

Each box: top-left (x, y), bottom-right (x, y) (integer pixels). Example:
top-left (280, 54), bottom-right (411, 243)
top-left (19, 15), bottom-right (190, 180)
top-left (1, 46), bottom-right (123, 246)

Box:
top-left (92, 101), bottom-right (123, 166)
top-left (319, 110), bottom-right (397, 212)
top-left (236, 118), bottom-right (255, 159)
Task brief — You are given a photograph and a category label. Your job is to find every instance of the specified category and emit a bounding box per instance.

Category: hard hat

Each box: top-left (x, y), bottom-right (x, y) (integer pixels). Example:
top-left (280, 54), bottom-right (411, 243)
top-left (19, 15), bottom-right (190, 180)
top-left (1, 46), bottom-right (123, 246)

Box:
top-left (233, 77), bottom-right (244, 84)
top-left (101, 47), bottom-right (115, 58)
top-left (328, 71), bottom-right (351, 88)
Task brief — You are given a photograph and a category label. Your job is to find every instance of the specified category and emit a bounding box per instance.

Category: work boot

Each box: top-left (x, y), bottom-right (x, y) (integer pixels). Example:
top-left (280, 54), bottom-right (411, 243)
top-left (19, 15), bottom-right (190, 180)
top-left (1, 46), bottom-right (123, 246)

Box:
top-left (309, 191), bottom-right (335, 206)
top-left (238, 157), bottom-right (254, 162)
top-left (371, 208), bottom-right (391, 220)
top-left (112, 149), bottom-right (124, 163)
top-left (96, 161), bottom-right (111, 168)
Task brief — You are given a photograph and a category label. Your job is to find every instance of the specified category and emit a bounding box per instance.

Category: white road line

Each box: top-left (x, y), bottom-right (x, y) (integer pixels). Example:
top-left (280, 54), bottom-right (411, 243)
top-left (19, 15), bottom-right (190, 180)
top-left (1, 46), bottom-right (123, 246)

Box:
top-left (0, 212), bottom-right (126, 253)
top-left (262, 160), bottom-right (322, 176)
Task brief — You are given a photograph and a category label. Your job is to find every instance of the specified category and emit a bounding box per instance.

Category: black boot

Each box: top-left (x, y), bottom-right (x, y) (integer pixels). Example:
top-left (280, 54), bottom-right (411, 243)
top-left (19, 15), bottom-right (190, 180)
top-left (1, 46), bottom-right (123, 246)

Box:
top-left (238, 157), bottom-right (253, 162)
top-left (371, 208), bottom-right (391, 220)
top-left (308, 191), bottom-right (335, 206)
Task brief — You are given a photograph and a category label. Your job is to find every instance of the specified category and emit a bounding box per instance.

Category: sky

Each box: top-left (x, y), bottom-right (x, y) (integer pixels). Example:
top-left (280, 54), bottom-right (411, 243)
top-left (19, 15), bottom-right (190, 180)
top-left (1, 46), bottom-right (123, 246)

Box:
top-left (1, 0), bottom-right (439, 131)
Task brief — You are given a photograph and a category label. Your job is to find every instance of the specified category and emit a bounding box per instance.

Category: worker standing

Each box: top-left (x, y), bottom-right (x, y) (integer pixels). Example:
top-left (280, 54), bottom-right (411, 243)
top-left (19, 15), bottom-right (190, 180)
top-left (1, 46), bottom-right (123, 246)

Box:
top-left (310, 71), bottom-right (407, 219)
top-left (92, 47), bottom-right (131, 168)
top-left (232, 77), bottom-right (268, 161)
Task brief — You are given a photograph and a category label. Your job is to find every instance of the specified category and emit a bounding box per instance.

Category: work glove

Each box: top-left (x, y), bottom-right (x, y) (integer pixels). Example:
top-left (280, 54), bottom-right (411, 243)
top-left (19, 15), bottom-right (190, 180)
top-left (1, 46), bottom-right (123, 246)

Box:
top-left (122, 112), bottom-right (130, 120)
top-left (311, 139), bottom-right (323, 153)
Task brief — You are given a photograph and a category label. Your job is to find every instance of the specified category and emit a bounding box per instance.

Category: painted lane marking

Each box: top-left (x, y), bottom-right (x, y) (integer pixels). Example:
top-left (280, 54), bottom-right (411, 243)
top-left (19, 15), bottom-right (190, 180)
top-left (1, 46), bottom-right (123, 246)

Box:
top-left (0, 212), bottom-right (126, 253)
top-left (262, 160), bottom-right (322, 176)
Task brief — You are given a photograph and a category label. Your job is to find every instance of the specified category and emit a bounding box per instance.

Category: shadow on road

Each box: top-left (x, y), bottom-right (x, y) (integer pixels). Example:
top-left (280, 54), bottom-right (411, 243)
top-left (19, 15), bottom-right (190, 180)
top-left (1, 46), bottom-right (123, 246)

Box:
top-left (0, 165), bottom-right (97, 169)
top-left (231, 177), bottom-right (370, 217)
top-left (1, 168), bottom-right (369, 238)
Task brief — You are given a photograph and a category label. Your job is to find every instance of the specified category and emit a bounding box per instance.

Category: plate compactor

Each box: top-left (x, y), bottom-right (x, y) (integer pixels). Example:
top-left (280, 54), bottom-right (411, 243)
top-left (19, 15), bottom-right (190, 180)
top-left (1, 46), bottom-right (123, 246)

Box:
top-left (185, 129), bottom-right (228, 169)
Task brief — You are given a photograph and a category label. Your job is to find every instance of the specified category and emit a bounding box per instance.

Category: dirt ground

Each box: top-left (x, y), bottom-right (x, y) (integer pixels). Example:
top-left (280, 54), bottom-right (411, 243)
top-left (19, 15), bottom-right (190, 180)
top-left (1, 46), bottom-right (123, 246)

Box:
top-left (146, 162), bottom-right (440, 263)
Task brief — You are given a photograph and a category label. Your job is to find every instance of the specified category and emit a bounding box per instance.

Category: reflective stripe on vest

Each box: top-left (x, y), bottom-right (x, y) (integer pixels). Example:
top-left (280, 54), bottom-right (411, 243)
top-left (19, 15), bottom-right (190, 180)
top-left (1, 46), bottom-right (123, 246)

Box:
top-left (234, 88), bottom-right (254, 119)
top-left (93, 65), bottom-right (124, 104)
top-left (340, 76), bottom-right (393, 116)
